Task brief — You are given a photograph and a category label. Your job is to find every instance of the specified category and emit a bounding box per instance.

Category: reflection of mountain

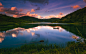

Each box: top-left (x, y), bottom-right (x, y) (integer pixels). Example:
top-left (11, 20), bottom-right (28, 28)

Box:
top-left (1, 24), bottom-right (84, 44)
top-left (0, 26), bottom-right (64, 43)
top-left (61, 25), bottom-right (86, 38)
top-left (72, 35), bottom-right (79, 39)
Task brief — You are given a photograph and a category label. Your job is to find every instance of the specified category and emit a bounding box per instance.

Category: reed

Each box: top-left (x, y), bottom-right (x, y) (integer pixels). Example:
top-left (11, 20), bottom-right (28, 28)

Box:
top-left (0, 41), bottom-right (86, 54)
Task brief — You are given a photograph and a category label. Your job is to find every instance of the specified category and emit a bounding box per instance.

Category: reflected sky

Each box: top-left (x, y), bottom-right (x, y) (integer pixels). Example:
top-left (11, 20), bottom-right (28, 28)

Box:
top-left (0, 25), bottom-right (80, 48)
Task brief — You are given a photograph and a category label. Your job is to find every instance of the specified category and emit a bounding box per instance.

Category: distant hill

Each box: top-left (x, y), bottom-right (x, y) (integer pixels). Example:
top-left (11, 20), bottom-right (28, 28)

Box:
top-left (19, 16), bottom-right (41, 22)
top-left (19, 16), bottom-right (60, 22)
top-left (0, 14), bottom-right (14, 22)
top-left (0, 7), bottom-right (86, 23)
top-left (0, 14), bottom-right (27, 23)
top-left (60, 7), bottom-right (86, 23)
top-left (41, 18), bottom-right (60, 22)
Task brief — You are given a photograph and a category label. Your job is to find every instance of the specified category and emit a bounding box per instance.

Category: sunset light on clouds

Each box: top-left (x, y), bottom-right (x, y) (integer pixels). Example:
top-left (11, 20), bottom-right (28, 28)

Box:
top-left (31, 9), bottom-right (35, 12)
top-left (71, 5), bottom-right (81, 9)
top-left (0, 0), bottom-right (86, 19)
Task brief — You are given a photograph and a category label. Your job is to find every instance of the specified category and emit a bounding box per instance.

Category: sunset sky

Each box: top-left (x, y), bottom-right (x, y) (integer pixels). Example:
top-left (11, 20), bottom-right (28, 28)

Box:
top-left (0, 0), bottom-right (86, 19)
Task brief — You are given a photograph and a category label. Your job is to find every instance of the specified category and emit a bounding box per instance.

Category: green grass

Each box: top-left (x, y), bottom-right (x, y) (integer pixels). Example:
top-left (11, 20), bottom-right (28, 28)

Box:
top-left (0, 22), bottom-right (86, 54)
top-left (0, 41), bottom-right (86, 54)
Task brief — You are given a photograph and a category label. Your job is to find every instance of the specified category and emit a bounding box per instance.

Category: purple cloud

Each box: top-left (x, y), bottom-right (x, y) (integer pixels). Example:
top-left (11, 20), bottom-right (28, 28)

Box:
top-left (0, 2), bottom-right (3, 7)
top-left (18, 0), bottom-right (49, 5)
top-left (35, 7), bottom-right (40, 10)
top-left (83, 0), bottom-right (86, 3)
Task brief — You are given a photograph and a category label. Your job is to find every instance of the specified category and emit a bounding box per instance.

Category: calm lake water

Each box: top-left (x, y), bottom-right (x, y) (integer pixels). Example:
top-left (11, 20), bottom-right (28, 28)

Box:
top-left (0, 23), bottom-right (85, 48)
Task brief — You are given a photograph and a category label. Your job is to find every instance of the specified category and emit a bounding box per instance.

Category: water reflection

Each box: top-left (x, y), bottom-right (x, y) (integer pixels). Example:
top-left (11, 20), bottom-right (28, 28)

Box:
top-left (0, 38), bottom-right (4, 43)
top-left (0, 25), bottom-right (81, 47)
top-left (12, 33), bottom-right (17, 37)
top-left (0, 32), bottom-right (5, 43)
top-left (72, 35), bottom-right (79, 39)
top-left (31, 32), bottom-right (35, 36)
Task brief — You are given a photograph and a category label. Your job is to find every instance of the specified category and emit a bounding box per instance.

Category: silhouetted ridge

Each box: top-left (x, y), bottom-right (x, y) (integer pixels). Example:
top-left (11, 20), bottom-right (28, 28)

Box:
top-left (60, 7), bottom-right (86, 23)
top-left (0, 7), bottom-right (86, 23)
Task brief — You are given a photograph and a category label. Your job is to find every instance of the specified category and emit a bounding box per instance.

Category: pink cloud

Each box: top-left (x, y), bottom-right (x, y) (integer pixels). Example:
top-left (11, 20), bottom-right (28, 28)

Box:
top-left (26, 11), bottom-right (38, 17)
top-left (44, 15), bottom-right (57, 19)
top-left (44, 15), bottom-right (55, 19)
top-left (13, 11), bottom-right (64, 19)
top-left (13, 15), bottom-right (18, 18)
top-left (0, 2), bottom-right (2, 5)
top-left (46, 3), bottom-right (85, 11)
top-left (59, 12), bottom-right (63, 15)
top-left (0, 7), bottom-right (20, 15)
top-left (0, 2), bottom-right (38, 18)
top-left (0, 7), bottom-right (4, 12)
top-left (71, 5), bottom-right (81, 9)
top-left (11, 7), bottom-right (17, 11)
top-left (5, 7), bottom-right (20, 15)
top-left (13, 11), bottom-right (39, 18)
top-left (5, 11), bottom-right (19, 15)
top-left (0, 2), bottom-right (23, 15)
top-left (26, 11), bottom-right (30, 15)
top-left (44, 12), bottom-right (64, 19)
top-left (29, 13), bottom-right (38, 17)
top-left (83, 0), bottom-right (86, 3)
top-left (0, 2), bottom-right (65, 19)
top-left (31, 9), bottom-right (35, 12)
top-left (37, 15), bottom-right (43, 19)
top-left (0, 2), bottom-right (43, 19)
top-left (0, 2), bottom-right (3, 7)
top-left (56, 15), bottom-right (64, 18)
top-left (13, 13), bottom-right (26, 18)
top-left (0, 2), bottom-right (4, 12)
top-left (19, 9), bottom-right (23, 12)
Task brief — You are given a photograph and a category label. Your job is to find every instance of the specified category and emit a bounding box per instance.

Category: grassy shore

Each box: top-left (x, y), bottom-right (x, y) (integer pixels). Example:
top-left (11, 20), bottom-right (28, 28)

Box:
top-left (0, 41), bottom-right (86, 54)
top-left (0, 22), bottom-right (86, 54)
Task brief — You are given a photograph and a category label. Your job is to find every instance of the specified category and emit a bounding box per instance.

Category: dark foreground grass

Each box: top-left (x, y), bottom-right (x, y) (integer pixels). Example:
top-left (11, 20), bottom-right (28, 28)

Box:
top-left (0, 41), bottom-right (86, 54)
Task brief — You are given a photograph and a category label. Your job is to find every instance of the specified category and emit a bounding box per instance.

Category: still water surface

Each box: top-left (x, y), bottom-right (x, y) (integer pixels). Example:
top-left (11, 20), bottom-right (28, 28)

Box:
top-left (0, 24), bottom-right (82, 48)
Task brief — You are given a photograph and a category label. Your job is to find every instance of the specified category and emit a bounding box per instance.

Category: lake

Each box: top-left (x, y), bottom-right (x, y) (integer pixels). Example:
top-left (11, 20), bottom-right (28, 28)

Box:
top-left (0, 23), bottom-right (86, 48)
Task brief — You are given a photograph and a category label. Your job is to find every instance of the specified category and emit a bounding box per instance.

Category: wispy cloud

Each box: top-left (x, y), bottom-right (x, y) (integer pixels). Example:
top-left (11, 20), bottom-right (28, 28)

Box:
top-left (35, 7), bottom-right (40, 10)
top-left (40, 2), bottom-right (62, 12)
top-left (0, 2), bottom-right (65, 19)
top-left (21, 0), bottom-right (49, 5)
top-left (71, 5), bottom-right (81, 9)
top-left (31, 9), bottom-right (35, 12)
top-left (59, 12), bottom-right (63, 15)
top-left (0, 2), bottom-right (3, 7)
top-left (0, 2), bottom-right (40, 18)
top-left (0, 2), bottom-right (22, 15)
top-left (83, 0), bottom-right (86, 3)
top-left (13, 11), bottom-right (39, 18)
top-left (44, 12), bottom-right (64, 19)
top-left (0, 0), bottom-right (86, 19)
top-left (47, 3), bottom-right (85, 11)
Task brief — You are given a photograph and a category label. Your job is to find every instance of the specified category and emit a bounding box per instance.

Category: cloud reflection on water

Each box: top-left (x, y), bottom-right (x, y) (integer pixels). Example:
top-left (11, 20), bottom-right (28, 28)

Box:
top-left (0, 38), bottom-right (4, 43)
top-left (0, 26), bottom-right (79, 43)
